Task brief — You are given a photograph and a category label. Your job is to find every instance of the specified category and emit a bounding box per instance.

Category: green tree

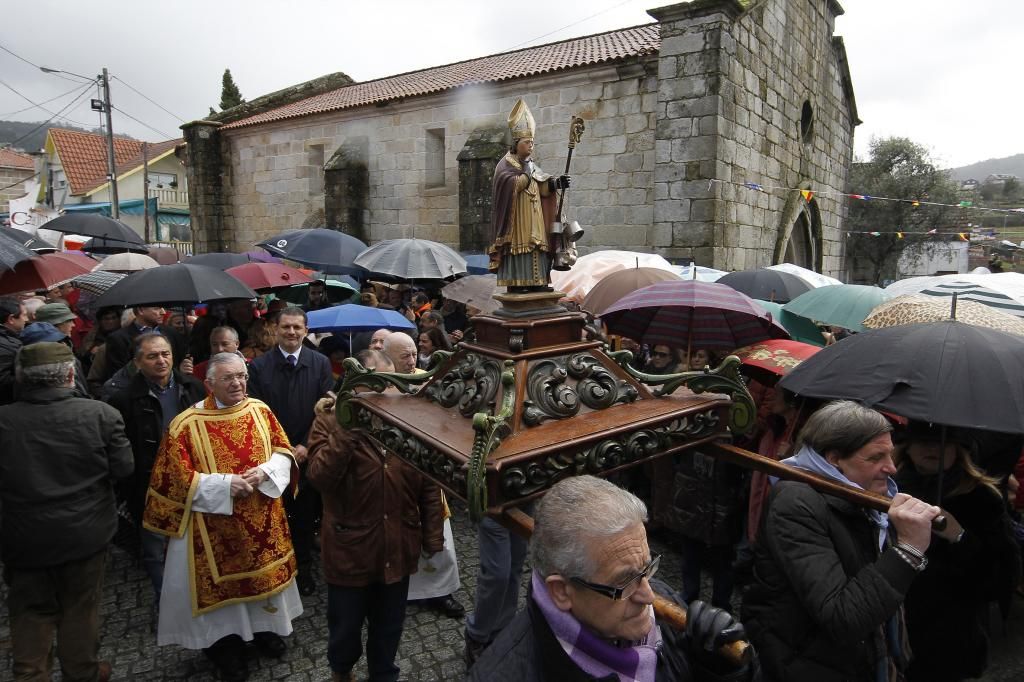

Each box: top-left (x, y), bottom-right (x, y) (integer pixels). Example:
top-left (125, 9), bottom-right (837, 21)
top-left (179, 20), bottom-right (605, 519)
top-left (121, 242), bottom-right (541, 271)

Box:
top-left (845, 137), bottom-right (960, 285)
top-left (1003, 177), bottom-right (1021, 200)
top-left (219, 69), bottom-right (244, 111)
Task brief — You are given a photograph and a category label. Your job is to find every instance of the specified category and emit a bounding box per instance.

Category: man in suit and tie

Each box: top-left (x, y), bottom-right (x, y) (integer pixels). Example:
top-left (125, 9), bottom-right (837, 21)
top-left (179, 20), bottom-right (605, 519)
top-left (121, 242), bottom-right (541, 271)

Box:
top-left (247, 306), bottom-right (334, 596)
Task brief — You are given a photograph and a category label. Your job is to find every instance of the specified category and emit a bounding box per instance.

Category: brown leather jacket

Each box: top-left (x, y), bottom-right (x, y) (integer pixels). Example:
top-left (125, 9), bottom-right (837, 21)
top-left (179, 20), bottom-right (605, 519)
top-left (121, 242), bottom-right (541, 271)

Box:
top-left (307, 398), bottom-right (444, 587)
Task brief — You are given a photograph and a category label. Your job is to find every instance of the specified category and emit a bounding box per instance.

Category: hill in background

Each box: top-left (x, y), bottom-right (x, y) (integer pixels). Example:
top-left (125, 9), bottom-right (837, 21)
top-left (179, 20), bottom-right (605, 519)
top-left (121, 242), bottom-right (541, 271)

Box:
top-left (948, 154), bottom-right (1024, 182)
top-left (0, 120), bottom-right (135, 152)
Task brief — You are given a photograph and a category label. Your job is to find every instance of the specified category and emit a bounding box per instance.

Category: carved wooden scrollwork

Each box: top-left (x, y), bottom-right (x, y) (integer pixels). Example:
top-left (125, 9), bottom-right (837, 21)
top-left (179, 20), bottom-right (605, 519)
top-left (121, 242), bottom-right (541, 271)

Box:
top-left (523, 353), bottom-right (638, 426)
top-left (423, 352), bottom-right (501, 418)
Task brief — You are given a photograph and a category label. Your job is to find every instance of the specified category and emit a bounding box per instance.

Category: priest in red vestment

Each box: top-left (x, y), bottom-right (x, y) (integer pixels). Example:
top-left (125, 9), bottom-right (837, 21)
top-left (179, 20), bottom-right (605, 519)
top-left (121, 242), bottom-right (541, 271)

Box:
top-left (143, 352), bottom-right (301, 682)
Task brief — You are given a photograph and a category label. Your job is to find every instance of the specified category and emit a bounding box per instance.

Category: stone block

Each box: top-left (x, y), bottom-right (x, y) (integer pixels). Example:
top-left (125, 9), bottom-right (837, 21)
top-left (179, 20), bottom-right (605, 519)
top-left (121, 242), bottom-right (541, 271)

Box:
top-left (602, 136), bottom-right (627, 155)
top-left (650, 223), bottom-right (673, 246)
top-left (660, 31), bottom-right (706, 56)
top-left (654, 199), bottom-right (690, 223)
top-left (670, 136), bottom-right (716, 163)
top-left (626, 205), bottom-right (654, 225)
top-left (690, 198), bottom-right (718, 222)
top-left (617, 188), bottom-right (648, 206)
top-left (672, 223), bottom-right (713, 248)
top-left (625, 113), bottom-right (649, 134)
top-left (614, 153), bottom-right (644, 173)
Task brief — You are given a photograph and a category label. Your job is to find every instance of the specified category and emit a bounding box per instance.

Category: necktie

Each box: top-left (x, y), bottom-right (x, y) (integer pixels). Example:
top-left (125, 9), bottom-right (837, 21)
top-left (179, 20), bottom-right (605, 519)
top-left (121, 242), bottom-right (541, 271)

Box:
top-left (287, 355), bottom-right (297, 367)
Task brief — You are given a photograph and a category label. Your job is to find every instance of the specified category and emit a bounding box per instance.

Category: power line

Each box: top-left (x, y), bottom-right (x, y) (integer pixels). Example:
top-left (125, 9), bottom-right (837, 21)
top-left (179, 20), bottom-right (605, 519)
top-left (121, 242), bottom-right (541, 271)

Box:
top-left (505, 0), bottom-right (640, 51)
top-left (111, 75), bottom-right (185, 123)
top-left (0, 82), bottom-right (89, 117)
top-left (8, 85), bottom-right (95, 148)
top-left (110, 105), bottom-right (176, 141)
top-left (0, 169), bottom-right (40, 193)
top-left (0, 77), bottom-right (96, 127)
top-left (0, 42), bottom-right (91, 84)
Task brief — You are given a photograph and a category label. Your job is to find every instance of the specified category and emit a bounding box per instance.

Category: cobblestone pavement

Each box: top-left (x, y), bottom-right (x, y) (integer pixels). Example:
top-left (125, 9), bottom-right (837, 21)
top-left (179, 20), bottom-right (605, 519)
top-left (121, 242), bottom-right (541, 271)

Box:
top-left (2, 509), bottom-right (1023, 681)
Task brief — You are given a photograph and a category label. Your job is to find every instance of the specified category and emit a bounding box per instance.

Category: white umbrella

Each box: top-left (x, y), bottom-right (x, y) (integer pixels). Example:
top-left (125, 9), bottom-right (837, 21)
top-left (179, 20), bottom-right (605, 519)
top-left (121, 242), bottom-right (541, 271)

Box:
top-left (765, 263), bottom-right (843, 288)
top-left (670, 264), bottom-right (727, 282)
top-left (550, 250), bottom-right (676, 304)
top-left (441, 274), bottom-right (502, 314)
top-left (96, 252), bottom-right (160, 273)
top-left (885, 272), bottom-right (1024, 317)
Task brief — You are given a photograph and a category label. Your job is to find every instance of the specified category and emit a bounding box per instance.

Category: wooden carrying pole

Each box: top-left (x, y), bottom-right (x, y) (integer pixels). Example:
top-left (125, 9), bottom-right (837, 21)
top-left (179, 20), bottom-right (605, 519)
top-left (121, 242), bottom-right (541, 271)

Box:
top-left (500, 507), bottom-right (751, 666)
top-left (704, 442), bottom-right (946, 529)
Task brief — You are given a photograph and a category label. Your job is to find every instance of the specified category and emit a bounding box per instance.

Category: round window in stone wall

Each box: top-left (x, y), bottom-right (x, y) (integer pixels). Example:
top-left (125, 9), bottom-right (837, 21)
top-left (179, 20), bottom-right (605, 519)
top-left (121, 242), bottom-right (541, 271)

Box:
top-left (800, 100), bottom-right (814, 144)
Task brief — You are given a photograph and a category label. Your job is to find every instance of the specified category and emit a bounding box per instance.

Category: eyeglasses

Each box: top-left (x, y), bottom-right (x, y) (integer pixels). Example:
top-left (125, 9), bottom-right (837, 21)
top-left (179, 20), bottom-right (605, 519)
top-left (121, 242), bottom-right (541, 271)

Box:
top-left (569, 554), bottom-right (661, 601)
top-left (214, 372), bottom-right (249, 384)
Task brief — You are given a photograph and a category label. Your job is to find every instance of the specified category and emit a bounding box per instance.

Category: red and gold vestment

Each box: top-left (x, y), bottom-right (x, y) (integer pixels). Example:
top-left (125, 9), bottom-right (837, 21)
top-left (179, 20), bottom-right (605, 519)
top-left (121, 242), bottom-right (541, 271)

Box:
top-left (143, 396), bottom-right (297, 616)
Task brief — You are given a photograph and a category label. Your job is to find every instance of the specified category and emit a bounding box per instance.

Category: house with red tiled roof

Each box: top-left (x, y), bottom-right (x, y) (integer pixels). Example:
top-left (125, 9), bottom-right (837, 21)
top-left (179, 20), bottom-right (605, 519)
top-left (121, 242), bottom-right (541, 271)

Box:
top-left (0, 148), bottom-right (36, 215)
top-left (183, 0), bottom-right (858, 277)
top-left (37, 128), bottom-right (191, 241)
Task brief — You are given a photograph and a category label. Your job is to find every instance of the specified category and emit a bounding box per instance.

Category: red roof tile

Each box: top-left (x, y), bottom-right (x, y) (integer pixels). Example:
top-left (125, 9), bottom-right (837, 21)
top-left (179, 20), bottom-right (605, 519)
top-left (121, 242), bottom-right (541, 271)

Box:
top-left (48, 128), bottom-right (182, 195)
top-left (0, 148), bottom-right (34, 170)
top-left (223, 24), bottom-right (660, 131)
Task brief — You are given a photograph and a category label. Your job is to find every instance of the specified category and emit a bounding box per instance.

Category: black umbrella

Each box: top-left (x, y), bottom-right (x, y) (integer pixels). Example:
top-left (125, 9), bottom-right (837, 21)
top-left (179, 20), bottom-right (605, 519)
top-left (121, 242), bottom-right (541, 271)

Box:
top-left (83, 236), bottom-right (150, 255)
top-left (94, 264), bottom-right (257, 307)
top-left (256, 228), bottom-right (367, 276)
top-left (183, 252), bottom-right (252, 269)
top-left (0, 229), bottom-right (40, 271)
top-left (4, 228), bottom-right (57, 253)
top-left (779, 321), bottom-right (1024, 435)
top-left (42, 213), bottom-right (145, 245)
top-left (718, 268), bottom-right (813, 303)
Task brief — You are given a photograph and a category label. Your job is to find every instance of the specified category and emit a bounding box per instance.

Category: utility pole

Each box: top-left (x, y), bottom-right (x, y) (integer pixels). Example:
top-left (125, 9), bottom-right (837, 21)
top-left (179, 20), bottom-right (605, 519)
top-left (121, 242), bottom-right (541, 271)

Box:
top-left (142, 142), bottom-right (151, 242)
top-left (101, 67), bottom-right (120, 219)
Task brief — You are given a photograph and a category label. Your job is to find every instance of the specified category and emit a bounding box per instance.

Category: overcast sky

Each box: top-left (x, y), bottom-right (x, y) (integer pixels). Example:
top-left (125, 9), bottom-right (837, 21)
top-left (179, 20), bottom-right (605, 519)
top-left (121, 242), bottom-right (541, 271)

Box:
top-left (1, 0), bottom-right (1020, 169)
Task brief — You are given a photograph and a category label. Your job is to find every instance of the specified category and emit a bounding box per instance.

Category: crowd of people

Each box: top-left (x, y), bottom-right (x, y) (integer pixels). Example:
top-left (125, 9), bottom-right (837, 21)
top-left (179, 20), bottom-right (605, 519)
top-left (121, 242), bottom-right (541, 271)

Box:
top-left (0, 275), bottom-right (1022, 682)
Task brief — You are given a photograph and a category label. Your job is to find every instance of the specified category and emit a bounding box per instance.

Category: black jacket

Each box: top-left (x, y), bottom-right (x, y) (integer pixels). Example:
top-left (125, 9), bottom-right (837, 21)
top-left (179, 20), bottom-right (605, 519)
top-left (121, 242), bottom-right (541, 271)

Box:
top-left (0, 386), bottom-right (133, 568)
top-left (741, 481), bottom-right (918, 682)
top-left (897, 470), bottom-right (1021, 681)
top-left (665, 449), bottom-right (745, 546)
top-left (102, 323), bottom-right (186, 382)
top-left (0, 325), bottom-right (21, 406)
top-left (108, 369), bottom-right (206, 521)
top-left (247, 346), bottom-right (333, 446)
top-left (469, 584), bottom-right (756, 682)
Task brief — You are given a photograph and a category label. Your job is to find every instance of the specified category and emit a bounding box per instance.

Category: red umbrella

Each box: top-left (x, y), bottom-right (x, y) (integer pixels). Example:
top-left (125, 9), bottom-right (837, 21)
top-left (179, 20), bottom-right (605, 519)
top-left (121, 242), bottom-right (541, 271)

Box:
top-left (732, 339), bottom-right (821, 386)
top-left (601, 280), bottom-right (789, 357)
top-left (0, 252), bottom-right (97, 295)
top-left (226, 262), bottom-right (314, 291)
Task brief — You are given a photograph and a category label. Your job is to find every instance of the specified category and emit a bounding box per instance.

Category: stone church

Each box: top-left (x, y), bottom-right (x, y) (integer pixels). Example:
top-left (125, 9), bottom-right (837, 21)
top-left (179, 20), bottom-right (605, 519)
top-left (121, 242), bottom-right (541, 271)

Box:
top-left (182, 0), bottom-right (858, 276)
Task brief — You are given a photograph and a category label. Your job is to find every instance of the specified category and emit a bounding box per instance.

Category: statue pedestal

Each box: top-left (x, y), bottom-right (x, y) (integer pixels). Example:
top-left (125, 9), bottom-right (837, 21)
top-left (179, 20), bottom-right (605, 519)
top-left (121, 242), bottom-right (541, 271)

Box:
top-left (492, 290), bottom-right (566, 318)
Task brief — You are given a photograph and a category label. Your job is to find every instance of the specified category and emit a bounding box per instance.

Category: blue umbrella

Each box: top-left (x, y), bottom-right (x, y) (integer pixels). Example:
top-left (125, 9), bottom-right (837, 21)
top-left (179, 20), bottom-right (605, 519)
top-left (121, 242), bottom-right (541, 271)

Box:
top-left (461, 253), bottom-right (490, 275)
top-left (307, 304), bottom-right (415, 346)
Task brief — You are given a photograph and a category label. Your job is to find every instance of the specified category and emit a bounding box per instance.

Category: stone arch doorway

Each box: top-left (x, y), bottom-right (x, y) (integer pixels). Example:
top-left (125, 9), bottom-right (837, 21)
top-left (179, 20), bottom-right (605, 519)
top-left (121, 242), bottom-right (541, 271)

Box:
top-left (783, 199), bottom-right (822, 271)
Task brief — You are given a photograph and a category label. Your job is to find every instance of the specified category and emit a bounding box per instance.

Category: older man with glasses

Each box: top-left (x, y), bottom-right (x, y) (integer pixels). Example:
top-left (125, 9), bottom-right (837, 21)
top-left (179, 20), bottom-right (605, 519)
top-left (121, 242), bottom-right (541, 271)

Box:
top-left (143, 353), bottom-right (302, 682)
top-left (469, 475), bottom-right (758, 682)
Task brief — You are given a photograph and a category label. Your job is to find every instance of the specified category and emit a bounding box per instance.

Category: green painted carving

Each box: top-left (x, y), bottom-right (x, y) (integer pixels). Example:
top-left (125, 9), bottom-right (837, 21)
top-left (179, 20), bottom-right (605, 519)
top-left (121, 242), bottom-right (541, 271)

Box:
top-left (335, 352), bottom-right (454, 429)
top-left (609, 352), bottom-right (755, 435)
top-left (467, 359), bottom-right (516, 521)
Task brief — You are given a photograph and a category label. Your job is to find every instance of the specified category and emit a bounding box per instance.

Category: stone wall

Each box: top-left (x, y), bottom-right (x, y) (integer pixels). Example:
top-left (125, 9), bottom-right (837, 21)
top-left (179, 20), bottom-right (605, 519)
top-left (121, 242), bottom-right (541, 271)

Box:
top-left (218, 62), bottom-right (659, 255)
top-left (651, 0), bottom-right (855, 273)
top-left (0, 167), bottom-right (34, 214)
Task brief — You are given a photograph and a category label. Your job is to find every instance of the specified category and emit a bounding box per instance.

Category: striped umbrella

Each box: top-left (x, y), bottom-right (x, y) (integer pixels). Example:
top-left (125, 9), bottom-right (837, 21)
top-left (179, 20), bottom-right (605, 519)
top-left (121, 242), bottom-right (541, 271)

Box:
top-left (916, 281), bottom-right (1024, 317)
top-left (72, 270), bottom-right (127, 296)
top-left (600, 280), bottom-right (790, 355)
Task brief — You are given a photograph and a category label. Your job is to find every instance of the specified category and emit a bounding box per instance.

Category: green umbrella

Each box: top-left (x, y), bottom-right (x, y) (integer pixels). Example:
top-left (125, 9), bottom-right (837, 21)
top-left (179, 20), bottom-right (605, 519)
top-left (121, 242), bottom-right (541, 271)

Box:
top-left (754, 299), bottom-right (826, 346)
top-left (277, 278), bottom-right (359, 306)
top-left (782, 284), bottom-right (893, 333)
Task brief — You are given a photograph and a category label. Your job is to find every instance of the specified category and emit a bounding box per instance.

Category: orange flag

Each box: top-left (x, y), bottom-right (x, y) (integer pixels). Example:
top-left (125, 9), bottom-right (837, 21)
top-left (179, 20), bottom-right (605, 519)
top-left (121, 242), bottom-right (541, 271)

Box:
top-left (896, 232), bottom-right (904, 239)
top-left (957, 233), bottom-right (969, 241)
top-left (800, 190), bottom-right (814, 202)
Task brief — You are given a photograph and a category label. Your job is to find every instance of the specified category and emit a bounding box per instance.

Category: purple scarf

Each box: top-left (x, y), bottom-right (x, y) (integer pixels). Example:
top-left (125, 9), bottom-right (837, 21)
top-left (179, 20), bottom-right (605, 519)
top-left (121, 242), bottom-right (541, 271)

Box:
top-left (531, 571), bottom-right (661, 682)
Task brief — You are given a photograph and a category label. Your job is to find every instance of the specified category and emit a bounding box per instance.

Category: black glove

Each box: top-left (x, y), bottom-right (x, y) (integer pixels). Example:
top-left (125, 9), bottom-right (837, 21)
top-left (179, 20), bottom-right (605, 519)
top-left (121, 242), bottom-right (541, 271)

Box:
top-left (554, 174), bottom-right (571, 190)
top-left (686, 600), bottom-right (746, 656)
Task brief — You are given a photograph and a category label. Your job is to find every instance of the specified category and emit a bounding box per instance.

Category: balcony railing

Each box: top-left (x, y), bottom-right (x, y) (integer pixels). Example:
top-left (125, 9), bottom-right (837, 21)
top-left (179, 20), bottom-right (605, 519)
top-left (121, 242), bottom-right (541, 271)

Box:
top-left (148, 188), bottom-right (189, 206)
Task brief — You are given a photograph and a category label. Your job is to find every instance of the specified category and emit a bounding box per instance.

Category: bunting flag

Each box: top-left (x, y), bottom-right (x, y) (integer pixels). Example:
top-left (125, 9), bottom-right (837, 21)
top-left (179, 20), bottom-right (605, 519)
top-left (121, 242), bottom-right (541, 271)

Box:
top-left (927, 229), bottom-right (938, 234)
top-left (713, 179), bottom-right (1022, 215)
top-left (958, 233), bottom-right (970, 241)
top-left (896, 231), bottom-right (904, 239)
top-left (870, 231), bottom-right (881, 236)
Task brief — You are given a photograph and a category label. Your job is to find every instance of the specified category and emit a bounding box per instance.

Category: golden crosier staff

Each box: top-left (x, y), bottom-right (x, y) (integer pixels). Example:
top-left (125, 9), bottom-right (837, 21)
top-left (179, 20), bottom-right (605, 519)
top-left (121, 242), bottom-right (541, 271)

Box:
top-left (551, 115), bottom-right (586, 271)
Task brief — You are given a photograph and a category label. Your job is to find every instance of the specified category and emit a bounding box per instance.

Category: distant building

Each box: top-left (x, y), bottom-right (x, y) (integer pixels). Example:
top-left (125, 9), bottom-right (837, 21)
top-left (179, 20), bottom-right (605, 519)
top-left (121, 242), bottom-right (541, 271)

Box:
top-left (960, 178), bottom-right (979, 191)
top-left (34, 128), bottom-right (191, 241)
top-left (0, 148), bottom-right (35, 216)
top-left (984, 173), bottom-right (1018, 186)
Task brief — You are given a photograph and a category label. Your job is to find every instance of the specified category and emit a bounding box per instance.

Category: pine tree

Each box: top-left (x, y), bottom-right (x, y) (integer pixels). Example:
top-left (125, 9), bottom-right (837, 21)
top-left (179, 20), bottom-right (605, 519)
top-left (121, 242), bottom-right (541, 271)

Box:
top-left (219, 69), bottom-right (244, 110)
